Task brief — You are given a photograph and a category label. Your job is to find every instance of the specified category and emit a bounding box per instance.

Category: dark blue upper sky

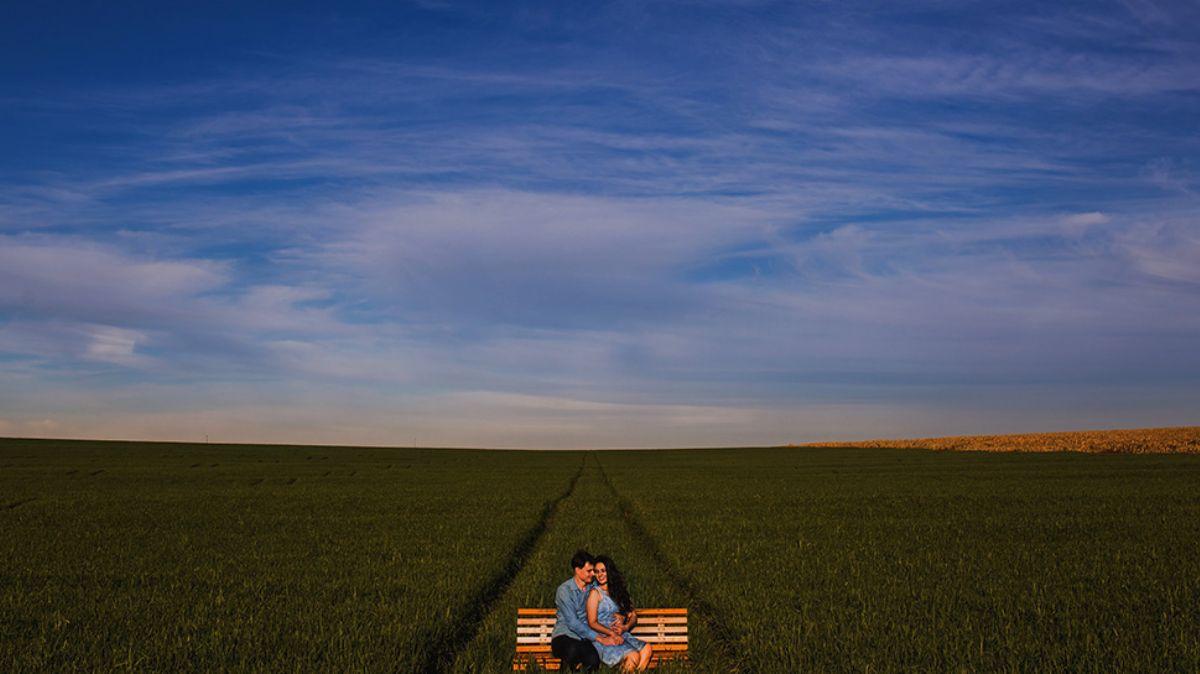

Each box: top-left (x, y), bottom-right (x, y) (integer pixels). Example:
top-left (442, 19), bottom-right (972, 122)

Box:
top-left (2, 1), bottom-right (1198, 446)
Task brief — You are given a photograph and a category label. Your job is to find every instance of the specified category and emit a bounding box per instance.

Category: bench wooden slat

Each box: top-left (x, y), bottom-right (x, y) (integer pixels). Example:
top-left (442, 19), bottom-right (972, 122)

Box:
top-left (511, 647), bottom-right (691, 652)
top-left (517, 608), bottom-right (688, 616)
top-left (513, 628), bottom-right (691, 638)
top-left (518, 616), bottom-right (689, 625)
top-left (517, 644), bottom-right (690, 653)
top-left (515, 616), bottom-right (688, 624)
top-left (513, 633), bottom-right (691, 642)
top-left (518, 625), bottom-right (688, 634)
top-left (517, 648), bottom-right (689, 653)
top-left (517, 634), bottom-right (689, 642)
top-left (515, 631), bottom-right (689, 638)
top-left (520, 654), bottom-right (688, 657)
top-left (513, 606), bottom-right (686, 611)
top-left (514, 654), bottom-right (690, 671)
top-left (516, 634), bottom-right (690, 641)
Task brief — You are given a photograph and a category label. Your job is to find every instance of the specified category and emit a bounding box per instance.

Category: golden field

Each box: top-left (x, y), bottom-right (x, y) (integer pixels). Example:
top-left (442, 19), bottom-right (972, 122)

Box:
top-left (805, 425), bottom-right (1200, 454)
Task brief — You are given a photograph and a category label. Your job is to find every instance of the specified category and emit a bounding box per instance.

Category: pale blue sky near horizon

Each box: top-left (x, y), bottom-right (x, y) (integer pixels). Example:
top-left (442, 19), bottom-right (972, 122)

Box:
top-left (1, 1), bottom-right (1198, 448)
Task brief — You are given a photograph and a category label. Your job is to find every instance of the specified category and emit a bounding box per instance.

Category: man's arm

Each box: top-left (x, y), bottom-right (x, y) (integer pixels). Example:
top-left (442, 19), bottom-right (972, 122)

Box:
top-left (556, 584), bottom-right (598, 640)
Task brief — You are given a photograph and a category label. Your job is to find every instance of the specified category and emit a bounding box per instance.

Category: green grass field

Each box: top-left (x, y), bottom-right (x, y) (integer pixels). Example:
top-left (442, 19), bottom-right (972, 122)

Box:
top-left (2, 438), bottom-right (1199, 672)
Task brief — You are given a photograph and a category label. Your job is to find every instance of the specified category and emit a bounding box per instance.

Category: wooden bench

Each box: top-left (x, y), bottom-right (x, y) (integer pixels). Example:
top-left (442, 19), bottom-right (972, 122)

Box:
top-left (513, 607), bottom-right (688, 670)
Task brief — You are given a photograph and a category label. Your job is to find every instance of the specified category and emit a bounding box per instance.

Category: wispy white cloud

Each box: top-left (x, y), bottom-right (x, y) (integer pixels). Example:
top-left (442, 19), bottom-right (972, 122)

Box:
top-left (814, 52), bottom-right (1200, 100)
top-left (84, 325), bottom-right (149, 366)
top-left (0, 237), bottom-right (227, 323)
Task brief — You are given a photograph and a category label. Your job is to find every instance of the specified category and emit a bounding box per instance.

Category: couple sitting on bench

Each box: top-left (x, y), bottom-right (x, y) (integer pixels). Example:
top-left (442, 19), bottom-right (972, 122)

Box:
top-left (551, 550), bottom-right (654, 671)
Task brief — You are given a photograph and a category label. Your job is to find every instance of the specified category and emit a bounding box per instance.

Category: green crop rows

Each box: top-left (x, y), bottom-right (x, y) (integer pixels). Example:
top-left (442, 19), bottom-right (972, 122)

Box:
top-left (599, 448), bottom-right (1200, 671)
top-left (3, 438), bottom-right (1199, 671)
top-left (0, 439), bottom-right (578, 671)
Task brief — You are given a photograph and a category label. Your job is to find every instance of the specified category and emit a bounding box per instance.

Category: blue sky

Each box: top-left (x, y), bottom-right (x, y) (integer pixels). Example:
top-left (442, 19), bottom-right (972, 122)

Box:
top-left (1, 1), bottom-right (1198, 447)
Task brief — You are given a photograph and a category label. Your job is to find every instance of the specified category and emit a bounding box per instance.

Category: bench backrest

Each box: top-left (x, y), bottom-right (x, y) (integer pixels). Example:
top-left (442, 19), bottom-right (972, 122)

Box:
top-left (516, 607), bottom-right (688, 654)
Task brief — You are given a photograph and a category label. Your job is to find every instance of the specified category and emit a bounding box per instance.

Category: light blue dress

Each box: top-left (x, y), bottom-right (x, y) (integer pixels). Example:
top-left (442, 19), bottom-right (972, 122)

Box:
top-left (591, 588), bottom-right (647, 667)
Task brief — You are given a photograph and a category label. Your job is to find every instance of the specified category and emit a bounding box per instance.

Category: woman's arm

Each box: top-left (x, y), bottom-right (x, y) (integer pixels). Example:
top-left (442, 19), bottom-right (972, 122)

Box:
top-left (623, 609), bottom-right (638, 632)
top-left (587, 590), bottom-right (618, 638)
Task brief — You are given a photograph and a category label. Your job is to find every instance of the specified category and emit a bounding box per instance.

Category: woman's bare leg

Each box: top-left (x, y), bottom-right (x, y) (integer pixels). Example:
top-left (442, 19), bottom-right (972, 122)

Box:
top-left (637, 644), bottom-right (653, 670)
top-left (621, 652), bottom-right (640, 672)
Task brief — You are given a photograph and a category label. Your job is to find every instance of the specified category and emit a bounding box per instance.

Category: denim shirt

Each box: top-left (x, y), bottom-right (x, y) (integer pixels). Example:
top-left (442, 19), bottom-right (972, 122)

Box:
top-left (550, 578), bottom-right (598, 641)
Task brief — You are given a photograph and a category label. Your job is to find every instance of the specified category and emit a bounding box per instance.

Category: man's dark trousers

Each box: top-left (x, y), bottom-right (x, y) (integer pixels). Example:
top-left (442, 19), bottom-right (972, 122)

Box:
top-left (551, 635), bottom-right (600, 672)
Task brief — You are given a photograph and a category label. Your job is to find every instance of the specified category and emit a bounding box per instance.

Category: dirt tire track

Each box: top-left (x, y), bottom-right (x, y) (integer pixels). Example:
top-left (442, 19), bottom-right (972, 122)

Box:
top-left (592, 453), bottom-right (745, 671)
top-left (417, 456), bottom-right (587, 673)
top-left (4, 497), bottom-right (37, 510)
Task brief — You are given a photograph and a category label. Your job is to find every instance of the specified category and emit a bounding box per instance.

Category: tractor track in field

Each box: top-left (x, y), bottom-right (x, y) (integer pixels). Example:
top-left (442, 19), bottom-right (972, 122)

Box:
top-left (592, 453), bottom-right (746, 671)
top-left (3, 497), bottom-right (37, 510)
top-left (417, 456), bottom-right (587, 674)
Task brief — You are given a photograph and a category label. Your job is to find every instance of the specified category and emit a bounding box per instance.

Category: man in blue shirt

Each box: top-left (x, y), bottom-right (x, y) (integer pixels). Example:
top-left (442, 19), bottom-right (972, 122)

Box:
top-left (550, 549), bottom-right (622, 671)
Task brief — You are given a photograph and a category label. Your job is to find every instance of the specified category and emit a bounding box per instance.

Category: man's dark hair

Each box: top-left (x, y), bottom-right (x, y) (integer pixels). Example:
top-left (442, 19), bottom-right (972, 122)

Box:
top-left (570, 549), bottom-right (595, 570)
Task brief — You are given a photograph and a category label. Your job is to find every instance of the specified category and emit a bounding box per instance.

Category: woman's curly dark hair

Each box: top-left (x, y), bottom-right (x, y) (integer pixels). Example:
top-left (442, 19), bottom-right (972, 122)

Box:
top-left (594, 554), bottom-right (634, 615)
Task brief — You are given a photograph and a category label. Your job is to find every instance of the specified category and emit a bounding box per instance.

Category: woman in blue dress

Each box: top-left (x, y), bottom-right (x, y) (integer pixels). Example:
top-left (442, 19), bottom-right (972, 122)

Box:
top-left (587, 555), bottom-right (653, 671)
